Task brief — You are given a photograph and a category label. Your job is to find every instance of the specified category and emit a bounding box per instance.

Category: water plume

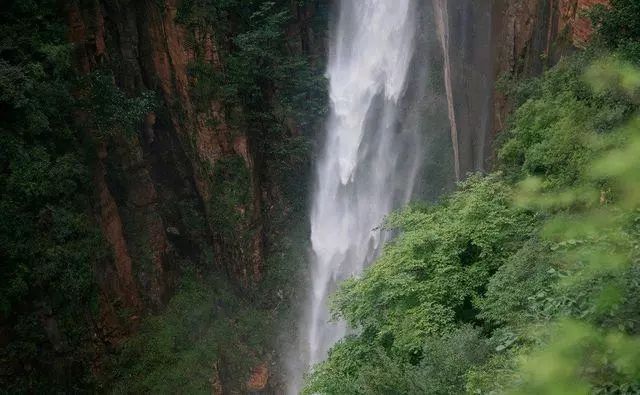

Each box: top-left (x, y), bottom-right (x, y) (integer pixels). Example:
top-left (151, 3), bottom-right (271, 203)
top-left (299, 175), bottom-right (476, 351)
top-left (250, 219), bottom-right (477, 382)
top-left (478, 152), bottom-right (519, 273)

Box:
top-left (288, 1), bottom-right (423, 392)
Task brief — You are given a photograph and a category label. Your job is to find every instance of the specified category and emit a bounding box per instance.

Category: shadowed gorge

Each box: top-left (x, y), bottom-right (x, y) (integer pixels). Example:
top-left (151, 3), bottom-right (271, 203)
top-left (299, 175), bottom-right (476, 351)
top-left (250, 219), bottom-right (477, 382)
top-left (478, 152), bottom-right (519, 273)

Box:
top-left (3, 0), bottom-right (640, 394)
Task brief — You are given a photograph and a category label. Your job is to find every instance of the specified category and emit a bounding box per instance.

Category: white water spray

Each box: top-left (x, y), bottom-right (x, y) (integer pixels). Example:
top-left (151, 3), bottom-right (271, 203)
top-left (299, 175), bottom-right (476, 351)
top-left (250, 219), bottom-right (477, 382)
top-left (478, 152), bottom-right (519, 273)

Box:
top-left (288, 1), bottom-right (424, 391)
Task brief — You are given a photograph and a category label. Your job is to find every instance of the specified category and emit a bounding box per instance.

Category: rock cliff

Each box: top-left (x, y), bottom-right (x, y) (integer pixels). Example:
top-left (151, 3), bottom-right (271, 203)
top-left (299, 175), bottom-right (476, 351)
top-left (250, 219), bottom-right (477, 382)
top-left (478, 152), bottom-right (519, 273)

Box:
top-left (490, 0), bottom-right (609, 150)
top-left (67, 0), bottom-right (326, 356)
top-left (437, 0), bottom-right (608, 178)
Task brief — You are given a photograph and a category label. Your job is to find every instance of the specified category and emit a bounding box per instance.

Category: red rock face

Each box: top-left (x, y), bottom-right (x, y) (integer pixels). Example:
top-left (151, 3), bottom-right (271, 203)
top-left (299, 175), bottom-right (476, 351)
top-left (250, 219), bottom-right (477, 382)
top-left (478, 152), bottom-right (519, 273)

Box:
top-left (94, 143), bottom-right (141, 312)
top-left (555, 0), bottom-right (609, 48)
top-left (490, 0), bottom-right (609, 141)
top-left (246, 363), bottom-right (269, 392)
top-left (136, 0), bottom-right (265, 287)
top-left (67, 0), bottom-right (268, 309)
top-left (573, 0), bottom-right (610, 47)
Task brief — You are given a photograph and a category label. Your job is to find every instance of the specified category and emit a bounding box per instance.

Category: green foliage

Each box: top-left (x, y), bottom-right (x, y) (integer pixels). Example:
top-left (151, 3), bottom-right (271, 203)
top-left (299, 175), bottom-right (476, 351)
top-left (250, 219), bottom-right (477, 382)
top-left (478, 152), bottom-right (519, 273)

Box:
top-left (180, 1), bottom-right (326, 232)
top-left (0, 0), bottom-right (103, 391)
top-left (305, 326), bottom-right (491, 395)
top-left (477, 240), bottom-right (557, 326)
top-left (304, 337), bottom-right (413, 395)
top-left (500, 61), bottom-right (640, 394)
top-left (106, 275), bottom-right (268, 394)
top-left (513, 321), bottom-right (640, 394)
top-left (0, 1), bottom-right (159, 392)
top-left (303, 175), bottom-right (535, 393)
top-left (498, 54), bottom-right (633, 189)
top-left (77, 72), bottom-right (157, 139)
top-left (410, 326), bottom-right (491, 395)
top-left (209, 155), bottom-right (252, 236)
top-left (591, 0), bottom-right (640, 62)
top-left (333, 175), bottom-right (534, 353)
top-left (499, 91), bottom-right (595, 187)
top-left (180, 0), bottom-right (327, 133)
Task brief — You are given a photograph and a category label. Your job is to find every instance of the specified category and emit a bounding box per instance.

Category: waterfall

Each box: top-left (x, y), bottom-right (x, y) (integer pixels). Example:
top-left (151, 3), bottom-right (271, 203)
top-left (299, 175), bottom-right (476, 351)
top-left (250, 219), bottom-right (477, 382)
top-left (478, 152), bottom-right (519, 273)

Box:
top-left (288, 0), bottom-right (423, 392)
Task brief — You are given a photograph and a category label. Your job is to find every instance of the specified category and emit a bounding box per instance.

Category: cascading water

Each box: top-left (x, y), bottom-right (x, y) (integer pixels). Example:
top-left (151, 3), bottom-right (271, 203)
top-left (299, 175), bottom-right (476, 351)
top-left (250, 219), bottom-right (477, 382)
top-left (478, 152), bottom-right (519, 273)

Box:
top-left (288, 0), bottom-right (424, 392)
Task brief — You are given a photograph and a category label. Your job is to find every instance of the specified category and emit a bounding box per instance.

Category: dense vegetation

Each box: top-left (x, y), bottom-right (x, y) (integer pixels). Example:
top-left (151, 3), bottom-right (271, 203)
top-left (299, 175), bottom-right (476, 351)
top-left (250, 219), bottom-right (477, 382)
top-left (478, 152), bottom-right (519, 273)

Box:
top-left (178, 0), bottom-right (327, 285)
top-left (304, 3), bottom-right (640, 394)
top-left (0, 1), bottom-right (154, 391)
top-left (0, 0), bottom-right (326, 393)
top-left (105, 274), bottom-right (270, 393)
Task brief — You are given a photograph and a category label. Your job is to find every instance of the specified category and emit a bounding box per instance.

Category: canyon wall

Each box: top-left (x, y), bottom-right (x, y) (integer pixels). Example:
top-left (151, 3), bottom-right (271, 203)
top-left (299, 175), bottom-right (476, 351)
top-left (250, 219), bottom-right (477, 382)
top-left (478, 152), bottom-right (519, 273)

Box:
top-left (67, 0), bottom-right (325, 352)
top-left (441, 0), bottom-right (607, 177)
top-left (70, 0), bottom-right (232, 341)
top-left (490, 0), bottom-right (609, 156)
